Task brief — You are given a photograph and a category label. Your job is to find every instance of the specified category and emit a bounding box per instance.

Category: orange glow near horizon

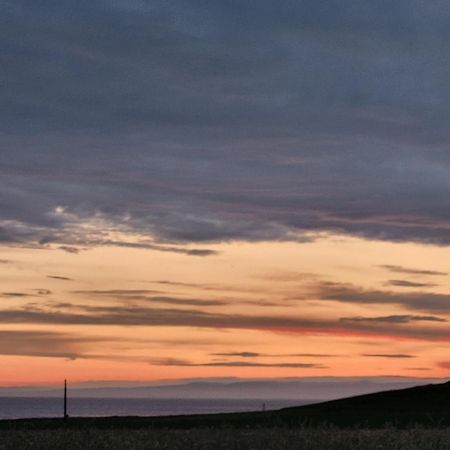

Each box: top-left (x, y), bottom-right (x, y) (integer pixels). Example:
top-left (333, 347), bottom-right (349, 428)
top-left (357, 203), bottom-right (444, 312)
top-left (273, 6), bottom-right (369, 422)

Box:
top-left (1, 234), bottom-right (450, 386)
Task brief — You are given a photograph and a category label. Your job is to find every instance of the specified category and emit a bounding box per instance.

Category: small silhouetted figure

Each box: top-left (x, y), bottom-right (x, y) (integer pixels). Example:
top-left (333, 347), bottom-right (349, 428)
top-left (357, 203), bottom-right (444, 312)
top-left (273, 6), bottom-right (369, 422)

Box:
top-left (262, 402), bottom-right (266, 412)
top-left (64, 379), bottom-right (69, 421)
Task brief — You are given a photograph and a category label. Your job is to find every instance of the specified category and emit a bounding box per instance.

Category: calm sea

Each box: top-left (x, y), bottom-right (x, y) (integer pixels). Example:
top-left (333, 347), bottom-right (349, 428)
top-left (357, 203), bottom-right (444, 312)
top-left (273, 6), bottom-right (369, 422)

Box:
top-left (0, 397), bottom-right (313, 420)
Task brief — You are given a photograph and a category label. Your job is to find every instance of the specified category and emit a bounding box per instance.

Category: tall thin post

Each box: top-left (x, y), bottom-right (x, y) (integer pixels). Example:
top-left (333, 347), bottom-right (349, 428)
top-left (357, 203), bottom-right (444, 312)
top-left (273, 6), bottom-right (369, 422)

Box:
top-left (64, 379), bottom-right (68, 421)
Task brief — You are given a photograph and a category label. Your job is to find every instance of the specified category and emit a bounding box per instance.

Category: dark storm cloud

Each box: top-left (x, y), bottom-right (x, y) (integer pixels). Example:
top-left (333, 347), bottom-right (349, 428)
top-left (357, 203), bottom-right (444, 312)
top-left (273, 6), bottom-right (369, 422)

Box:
top-left (1, 302), bottom-right (450, 341)
top-left (2, 1), bottom-right (450, 246)
top-left (378, 266), bottom-right (448, 277)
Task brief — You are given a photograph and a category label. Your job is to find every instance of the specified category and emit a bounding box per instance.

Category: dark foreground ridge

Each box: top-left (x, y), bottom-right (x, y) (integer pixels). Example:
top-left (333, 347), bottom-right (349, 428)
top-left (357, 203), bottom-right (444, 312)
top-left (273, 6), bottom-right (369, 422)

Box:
top-left (1, 381), bottom-right (450, 430)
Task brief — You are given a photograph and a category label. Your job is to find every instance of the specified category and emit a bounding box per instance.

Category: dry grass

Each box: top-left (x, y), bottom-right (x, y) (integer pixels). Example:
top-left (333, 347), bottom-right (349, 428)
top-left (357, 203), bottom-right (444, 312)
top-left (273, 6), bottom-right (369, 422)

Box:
top-left (1, 427), bottom-right (450, 450)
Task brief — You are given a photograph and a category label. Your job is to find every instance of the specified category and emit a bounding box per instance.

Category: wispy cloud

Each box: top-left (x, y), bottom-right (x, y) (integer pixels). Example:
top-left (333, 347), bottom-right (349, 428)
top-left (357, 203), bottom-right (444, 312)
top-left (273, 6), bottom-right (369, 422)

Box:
top-left (1, 303), bottom-right (450, 342)
top-left (312, 281), bottom-right (450, 313)
top-left (58, 245), bottom-right (80, 254)
top-left (47, 275), bottom-right (73, 281)
top-left (340, 315), bottom-right (447, 324)
top-left (211, 352), bottom-right (335, 358)
top-left (99, 240), bottom-right (218, 256)
top-left (74, 289), bottom-right (228, 307)
top-left (74, 289), bottom-right (162, 296)
top-left (0, 292), bottom-right (30, 298)
top-left (386, 280), bottom-right (438, 288)
top-left (153, 280), bottom-right (264, 295)
top-left (362, 354), bottom-right (415, 359)
top-left (378, 265), bottom-right (447, 277)
top-left (33, 289), bottom-right (52, 295)
top-left (437, 362), bottom-right (450, 369)
top-left (0, 330), bottom-right (100, 359)
top-left (149, 358), bottom-right (326, 368)
top-left (74, 288), bottom-right (280, 308)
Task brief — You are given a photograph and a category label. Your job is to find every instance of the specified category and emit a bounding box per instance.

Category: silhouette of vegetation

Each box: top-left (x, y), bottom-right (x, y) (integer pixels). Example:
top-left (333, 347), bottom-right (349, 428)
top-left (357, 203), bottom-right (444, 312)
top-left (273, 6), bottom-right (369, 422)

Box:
top-left (1, 427), bottom-right (450, 450)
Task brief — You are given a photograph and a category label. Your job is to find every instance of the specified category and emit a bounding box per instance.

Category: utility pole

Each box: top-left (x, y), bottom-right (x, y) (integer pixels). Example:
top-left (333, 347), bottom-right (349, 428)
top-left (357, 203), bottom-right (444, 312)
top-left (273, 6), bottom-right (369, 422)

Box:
top-left (64, 379), bottom-right (68, 421)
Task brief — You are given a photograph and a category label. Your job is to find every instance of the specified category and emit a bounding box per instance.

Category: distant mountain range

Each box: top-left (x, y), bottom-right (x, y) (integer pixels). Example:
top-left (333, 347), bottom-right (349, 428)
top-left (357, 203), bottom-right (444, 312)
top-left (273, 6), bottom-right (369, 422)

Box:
top-left (0, 376), bottom-right (445, 400)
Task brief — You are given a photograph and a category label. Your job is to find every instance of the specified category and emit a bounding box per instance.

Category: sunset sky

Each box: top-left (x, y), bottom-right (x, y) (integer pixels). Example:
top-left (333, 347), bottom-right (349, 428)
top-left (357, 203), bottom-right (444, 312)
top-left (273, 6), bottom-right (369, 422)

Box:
top-left (1, 0), bottom-right (450, 386)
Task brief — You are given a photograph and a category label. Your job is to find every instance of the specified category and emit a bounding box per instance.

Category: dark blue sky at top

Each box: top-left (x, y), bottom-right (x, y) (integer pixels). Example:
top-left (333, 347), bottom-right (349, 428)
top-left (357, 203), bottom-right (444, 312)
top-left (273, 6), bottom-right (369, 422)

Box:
top-left (1, 0), bottom-right (450, 247)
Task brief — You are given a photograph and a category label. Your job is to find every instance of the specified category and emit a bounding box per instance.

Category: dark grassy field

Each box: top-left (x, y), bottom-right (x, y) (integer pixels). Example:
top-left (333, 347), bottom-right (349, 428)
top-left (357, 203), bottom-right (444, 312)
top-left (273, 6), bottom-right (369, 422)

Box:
top-left (1, 426), bottom-right (450, 450)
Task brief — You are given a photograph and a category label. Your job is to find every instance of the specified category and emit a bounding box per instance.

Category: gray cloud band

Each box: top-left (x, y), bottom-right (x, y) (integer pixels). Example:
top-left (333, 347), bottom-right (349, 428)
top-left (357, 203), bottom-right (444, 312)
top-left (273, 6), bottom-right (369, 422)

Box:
top-left (1, 302), bottom-right (449, 342)
top-left (1, 1), bottom-right (450, 247)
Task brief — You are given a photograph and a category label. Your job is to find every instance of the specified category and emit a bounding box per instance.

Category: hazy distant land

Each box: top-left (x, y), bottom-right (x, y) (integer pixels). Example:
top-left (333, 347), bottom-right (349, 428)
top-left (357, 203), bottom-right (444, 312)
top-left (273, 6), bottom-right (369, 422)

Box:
top-left (0, 376), bottom-right (442, 399)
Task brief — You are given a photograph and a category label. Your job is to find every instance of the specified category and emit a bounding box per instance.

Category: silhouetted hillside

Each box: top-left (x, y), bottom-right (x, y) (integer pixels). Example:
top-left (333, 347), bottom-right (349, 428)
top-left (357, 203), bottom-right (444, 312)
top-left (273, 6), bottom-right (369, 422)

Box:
top-left (278, 380), bottom-right (450, 427)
